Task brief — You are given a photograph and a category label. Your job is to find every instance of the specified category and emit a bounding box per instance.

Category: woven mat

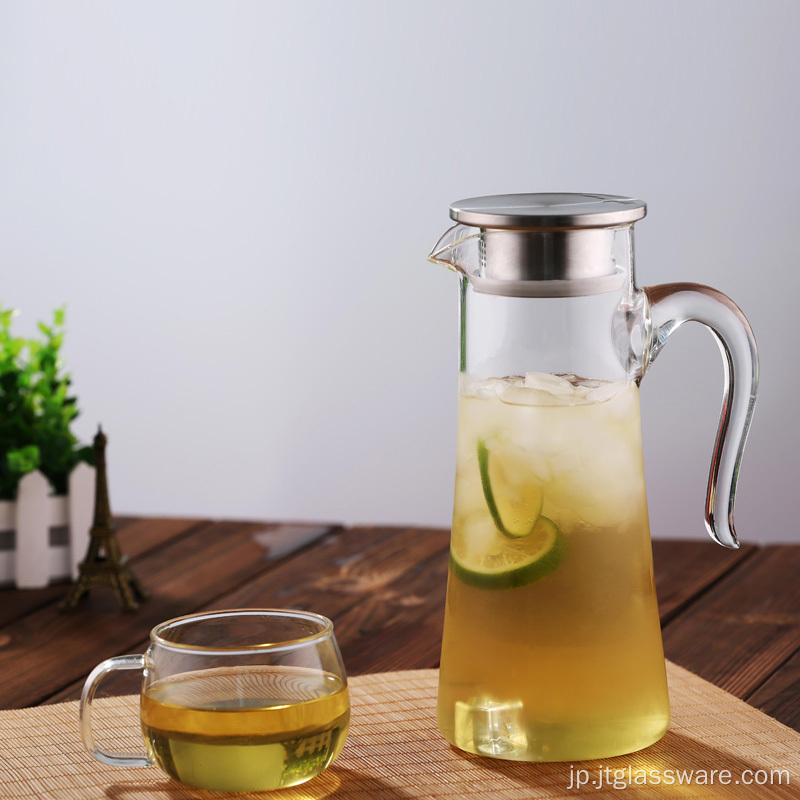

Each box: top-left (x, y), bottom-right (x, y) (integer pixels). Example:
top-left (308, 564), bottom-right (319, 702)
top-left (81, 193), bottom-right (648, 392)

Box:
top-left (2, 662), bottom-right (799, 800)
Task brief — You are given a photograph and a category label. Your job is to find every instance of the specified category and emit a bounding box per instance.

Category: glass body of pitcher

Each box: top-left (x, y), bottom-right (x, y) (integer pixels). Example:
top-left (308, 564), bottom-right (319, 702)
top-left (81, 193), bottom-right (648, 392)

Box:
top-left (430, 194), bottom-right (758, 762)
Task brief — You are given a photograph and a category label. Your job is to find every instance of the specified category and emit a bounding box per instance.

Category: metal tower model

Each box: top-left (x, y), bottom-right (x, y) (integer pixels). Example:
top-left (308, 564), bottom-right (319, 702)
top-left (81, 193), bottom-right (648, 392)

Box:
top-left (61, 427), bottom-right (149, 612)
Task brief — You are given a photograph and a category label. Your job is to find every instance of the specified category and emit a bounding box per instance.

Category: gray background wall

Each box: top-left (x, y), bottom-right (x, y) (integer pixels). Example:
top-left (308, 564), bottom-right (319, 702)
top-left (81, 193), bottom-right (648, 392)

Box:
top-left (1, 1), bottom-right (797, 543)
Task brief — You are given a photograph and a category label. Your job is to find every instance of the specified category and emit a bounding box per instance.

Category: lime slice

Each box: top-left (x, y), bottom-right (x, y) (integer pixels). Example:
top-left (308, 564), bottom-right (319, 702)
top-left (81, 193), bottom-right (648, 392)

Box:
top-left (451, 516), bottom-right (567, 591)
top-left (478, 438), bottom-right (543, 538)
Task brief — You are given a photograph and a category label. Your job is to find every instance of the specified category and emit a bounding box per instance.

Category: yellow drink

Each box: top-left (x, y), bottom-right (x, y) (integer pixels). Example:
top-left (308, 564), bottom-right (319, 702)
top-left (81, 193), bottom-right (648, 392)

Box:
top-left (142, 666), bottom-right (349, 791)
top-left (438, 373), bottom-right (670, 761)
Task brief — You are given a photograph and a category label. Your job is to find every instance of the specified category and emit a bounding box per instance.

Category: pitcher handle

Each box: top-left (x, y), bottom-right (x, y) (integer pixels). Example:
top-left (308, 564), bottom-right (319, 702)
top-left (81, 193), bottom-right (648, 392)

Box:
top-left (643, 283), bottom-right (759, 549)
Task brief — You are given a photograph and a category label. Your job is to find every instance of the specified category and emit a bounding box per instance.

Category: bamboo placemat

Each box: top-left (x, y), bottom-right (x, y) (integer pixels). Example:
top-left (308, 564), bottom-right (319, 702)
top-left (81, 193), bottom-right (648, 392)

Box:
top-left (1, 662), bottom-right (799, 800)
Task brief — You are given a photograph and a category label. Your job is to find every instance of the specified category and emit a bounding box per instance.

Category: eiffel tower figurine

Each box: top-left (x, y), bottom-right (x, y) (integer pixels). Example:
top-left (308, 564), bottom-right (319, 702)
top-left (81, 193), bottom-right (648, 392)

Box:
top-left (61, 426), bottom-right (149, 612)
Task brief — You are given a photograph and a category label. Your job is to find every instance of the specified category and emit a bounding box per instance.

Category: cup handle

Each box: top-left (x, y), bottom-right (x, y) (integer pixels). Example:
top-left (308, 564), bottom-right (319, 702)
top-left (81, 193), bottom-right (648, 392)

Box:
top-left (79, 654), bottom-right (152, 767)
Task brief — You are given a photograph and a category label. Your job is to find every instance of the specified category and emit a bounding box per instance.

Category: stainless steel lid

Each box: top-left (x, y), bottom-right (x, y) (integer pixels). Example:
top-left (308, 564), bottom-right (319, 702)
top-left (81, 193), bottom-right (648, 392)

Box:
top-left (450, 193), bottom-right (646, 229)
top-left (444, 193), bottom-right (646, 296)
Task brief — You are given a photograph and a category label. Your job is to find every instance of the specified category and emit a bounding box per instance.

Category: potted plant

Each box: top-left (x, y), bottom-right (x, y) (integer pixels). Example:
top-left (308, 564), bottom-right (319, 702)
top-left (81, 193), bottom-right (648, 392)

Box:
top-left (0, 307), bottom-right (95, 587)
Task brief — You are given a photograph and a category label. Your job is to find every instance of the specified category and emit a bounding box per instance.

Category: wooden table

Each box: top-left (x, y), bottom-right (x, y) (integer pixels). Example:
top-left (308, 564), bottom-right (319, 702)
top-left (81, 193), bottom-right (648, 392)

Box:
top-left (0, 518), bottom-right (797, 734)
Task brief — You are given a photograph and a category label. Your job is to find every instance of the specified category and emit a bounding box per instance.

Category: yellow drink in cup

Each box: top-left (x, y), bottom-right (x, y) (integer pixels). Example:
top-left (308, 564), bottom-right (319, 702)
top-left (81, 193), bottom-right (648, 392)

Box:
top-left (142, 666), bottom-right (349, 792)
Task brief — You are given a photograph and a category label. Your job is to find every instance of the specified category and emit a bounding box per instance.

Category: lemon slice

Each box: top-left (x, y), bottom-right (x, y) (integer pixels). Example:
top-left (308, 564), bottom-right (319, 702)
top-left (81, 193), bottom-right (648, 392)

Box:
top-left (478, 438), bottom-right (543, 538)
top-left (451, 516), bottom-right (567, 590)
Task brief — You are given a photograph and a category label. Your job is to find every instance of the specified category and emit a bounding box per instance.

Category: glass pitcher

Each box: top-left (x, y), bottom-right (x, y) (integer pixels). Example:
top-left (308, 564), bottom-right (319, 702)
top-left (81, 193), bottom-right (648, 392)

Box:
top-left (429, 194), bottom-right (758, 762)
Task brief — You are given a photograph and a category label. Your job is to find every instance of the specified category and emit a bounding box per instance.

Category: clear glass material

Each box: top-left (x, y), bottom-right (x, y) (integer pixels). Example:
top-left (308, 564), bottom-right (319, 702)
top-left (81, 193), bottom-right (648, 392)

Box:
top-left (643, 283), bottom-right (759, 548)
top-left (430, 224), bottom-right (758, 762)
top-left (80, 609), bottom-right (349, 792)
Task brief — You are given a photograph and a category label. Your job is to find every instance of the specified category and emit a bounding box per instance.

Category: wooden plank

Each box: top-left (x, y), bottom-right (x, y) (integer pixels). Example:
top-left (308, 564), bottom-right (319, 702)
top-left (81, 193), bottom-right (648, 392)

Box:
top-left (45, 526), bottom-right (451, 703)
top-left (661, 545), bottom-right (800, 701)
top-left (335, 547), bottom-right (449, 674)
top-left (747, 651), bottom-right (800, 734)
top-left (651, 539), bottom-right (758, 624)
top-left (208, 526), bottom-right (448, 612)
top-left (114, 516), bottom-right (208, 560)
top-left (0, 521), bottom-right (334, 708)
top-left (0, 584), bottom-right (67, 630)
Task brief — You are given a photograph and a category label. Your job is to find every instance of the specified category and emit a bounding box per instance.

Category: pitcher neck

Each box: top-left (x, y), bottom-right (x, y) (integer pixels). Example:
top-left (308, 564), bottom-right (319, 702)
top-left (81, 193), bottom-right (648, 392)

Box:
top-left (433, 224), bottom-right (639, 299)
top-left (460, 280), bottom-right (645, 383)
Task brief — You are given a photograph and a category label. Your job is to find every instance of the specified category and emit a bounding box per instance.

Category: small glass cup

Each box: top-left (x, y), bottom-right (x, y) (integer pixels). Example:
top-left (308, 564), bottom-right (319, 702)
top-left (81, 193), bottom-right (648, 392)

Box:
top-left (80, 609), bottom-right (349, 792)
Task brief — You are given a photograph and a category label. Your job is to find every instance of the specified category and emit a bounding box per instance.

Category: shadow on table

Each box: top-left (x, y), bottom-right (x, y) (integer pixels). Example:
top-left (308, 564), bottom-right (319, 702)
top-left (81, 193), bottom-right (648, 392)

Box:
top-left (105, 768), bottom-right (413, 799)
top-left (453, 729), bottom-right (800, 799)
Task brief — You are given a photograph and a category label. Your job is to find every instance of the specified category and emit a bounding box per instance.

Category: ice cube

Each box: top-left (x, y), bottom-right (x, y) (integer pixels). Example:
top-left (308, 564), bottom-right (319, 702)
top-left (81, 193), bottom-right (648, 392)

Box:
top-left (524, 371), bottom-right (577, 394)
top-left (455, 696), bottom-right (527, 756)
top-left (460, 376), bottom-right (503, 398)
top-left (497, 383), bottom-right (563, 406)
top-left (585, 381), bottom-right (626, 404)
top-left (460, 513), bottom-right (501, 554)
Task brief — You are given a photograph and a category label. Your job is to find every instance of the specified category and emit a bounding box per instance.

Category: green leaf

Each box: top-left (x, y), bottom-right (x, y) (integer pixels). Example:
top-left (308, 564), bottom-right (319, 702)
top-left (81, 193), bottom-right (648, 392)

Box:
top-left (7, 445), bottom-right (40, 474)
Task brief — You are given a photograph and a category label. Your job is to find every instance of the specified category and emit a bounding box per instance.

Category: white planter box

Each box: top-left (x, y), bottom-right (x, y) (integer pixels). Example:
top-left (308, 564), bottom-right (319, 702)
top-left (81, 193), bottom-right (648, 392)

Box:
top-left (0, 464), bottom-right (95, 589)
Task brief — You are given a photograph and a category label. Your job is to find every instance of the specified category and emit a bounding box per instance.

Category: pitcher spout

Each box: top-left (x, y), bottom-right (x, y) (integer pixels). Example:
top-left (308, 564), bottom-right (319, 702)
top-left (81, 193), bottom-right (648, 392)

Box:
top-left (428, 224), bottom-right (479, 275)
